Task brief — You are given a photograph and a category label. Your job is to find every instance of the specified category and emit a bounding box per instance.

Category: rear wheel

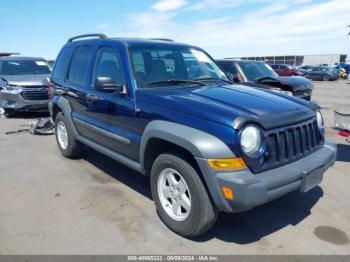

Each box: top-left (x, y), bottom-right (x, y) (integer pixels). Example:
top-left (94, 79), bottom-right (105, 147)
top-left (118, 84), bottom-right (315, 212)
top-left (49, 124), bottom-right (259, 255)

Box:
top-left (322, 74), bottom-right (330, 81)
top-left (151, 151), bottom-right (218, 237)
top-left (55, 112), bottom-right (81, 158)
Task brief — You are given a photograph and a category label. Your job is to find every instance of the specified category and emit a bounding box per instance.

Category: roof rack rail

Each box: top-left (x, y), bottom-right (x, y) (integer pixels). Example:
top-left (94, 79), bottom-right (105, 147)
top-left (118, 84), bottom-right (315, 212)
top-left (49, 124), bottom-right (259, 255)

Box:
top-left (0, 52), bottom-right (20, 57)
top-left (149, 38), bottom-right (174, 42)
top-left (67, 34), bottom-right (108, 43)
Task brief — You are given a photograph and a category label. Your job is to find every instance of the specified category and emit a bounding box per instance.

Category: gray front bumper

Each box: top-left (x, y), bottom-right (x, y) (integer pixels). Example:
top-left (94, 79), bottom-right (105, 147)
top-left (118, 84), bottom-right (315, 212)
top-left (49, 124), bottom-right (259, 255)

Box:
top-left (195, 141), bottom-right (337, 213)
top-left (0, 90), bottom-right (49, 111)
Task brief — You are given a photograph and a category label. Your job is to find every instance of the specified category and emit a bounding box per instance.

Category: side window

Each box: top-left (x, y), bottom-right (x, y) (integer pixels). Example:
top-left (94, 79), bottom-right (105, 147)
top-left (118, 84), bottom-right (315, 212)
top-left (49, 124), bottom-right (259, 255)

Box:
top-left (52, 47), bottom-right (72, 81)
top-left (92, 47), bottom-right (124, 86)
top-left (271, 64), bottom-right (279, 69)
top-left (280, 65), bottom-right (288, 70)
top-left (67, 46), bottom-right (93, 84)
top-left (220, 63), bottom-right (237, 75)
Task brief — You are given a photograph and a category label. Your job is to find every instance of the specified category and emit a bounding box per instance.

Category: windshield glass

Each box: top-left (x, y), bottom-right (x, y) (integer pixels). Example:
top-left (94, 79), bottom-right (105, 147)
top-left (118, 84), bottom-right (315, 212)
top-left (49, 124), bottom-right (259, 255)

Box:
top-left (0, 60), bottom-right (52, 75)
top-left (239, 62), bottom-right (278, 81)
top-left (128, 46), bottom-right (228, 88)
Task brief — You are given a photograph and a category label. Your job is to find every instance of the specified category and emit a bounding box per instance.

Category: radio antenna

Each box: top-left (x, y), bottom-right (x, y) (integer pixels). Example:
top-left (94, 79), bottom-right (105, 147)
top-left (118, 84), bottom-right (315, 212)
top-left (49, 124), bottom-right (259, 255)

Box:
top-left (120, 0), bottom-right (127, 37)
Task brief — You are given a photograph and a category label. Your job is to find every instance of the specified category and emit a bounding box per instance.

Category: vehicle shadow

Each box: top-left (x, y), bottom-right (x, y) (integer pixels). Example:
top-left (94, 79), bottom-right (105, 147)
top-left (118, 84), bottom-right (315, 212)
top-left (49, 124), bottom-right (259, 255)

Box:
top-left (336, 143), bottom-right (350, 162)
top-left (80, 145), bottom-right (323, 244)
top-left (193, 187), bottom-right (323, 244)
top-left (81, 146), bottom-right (152, 200)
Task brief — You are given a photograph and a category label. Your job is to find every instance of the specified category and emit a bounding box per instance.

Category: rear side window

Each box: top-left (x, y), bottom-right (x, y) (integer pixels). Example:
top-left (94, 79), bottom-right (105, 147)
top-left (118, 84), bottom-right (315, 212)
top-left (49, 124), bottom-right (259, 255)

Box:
top-left (52, 47), bottom-right (72, 81)
top-left (271, 64), bottom-right (279, 69)
top-left (67, 46), bottom-right (93, 84)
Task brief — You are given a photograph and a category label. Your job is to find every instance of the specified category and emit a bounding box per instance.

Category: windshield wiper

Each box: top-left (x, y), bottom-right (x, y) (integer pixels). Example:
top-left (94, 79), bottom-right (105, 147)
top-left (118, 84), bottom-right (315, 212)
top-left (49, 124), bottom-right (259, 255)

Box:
top-left (194, 77), bottom-right (232, 84)
top-left (255, 76), bottom-right (279, 82)
top-left (147, 79), bottom-right (205, 87)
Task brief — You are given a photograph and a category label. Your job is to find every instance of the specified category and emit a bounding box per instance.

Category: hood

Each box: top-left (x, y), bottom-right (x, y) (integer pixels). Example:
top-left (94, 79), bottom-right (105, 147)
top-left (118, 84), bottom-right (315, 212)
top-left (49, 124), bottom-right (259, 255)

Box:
top-left (277, 76), bottom-right (313, 92)
top-left (0, 74), bottom-right (50, 86)
top-left (137, 84), bottom-right (316, 130)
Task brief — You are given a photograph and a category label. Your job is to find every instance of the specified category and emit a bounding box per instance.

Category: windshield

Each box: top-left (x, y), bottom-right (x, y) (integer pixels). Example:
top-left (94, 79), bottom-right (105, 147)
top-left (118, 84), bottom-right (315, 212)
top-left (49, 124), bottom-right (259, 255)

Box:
top-left (0, 60), bottom-right (52, 75)
top-left (239, 62), bottom-right (278, 81)
top-left (128, 45), bottom-right (228, 88)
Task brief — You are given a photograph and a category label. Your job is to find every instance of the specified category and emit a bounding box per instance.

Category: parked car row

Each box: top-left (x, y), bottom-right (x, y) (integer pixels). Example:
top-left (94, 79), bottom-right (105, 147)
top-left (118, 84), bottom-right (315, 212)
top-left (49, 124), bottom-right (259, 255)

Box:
top-left (263, 63), bottom-right (343, 81)
top-left (0, 34), bottom-right (337, 237)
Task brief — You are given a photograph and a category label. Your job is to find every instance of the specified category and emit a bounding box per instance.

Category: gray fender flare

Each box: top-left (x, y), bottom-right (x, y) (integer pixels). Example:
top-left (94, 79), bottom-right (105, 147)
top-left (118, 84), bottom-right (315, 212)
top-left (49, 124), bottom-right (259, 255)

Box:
top-left (140, 120), bottom-right (235, 170)
top-left (52, 96), bottom-right (80, 138)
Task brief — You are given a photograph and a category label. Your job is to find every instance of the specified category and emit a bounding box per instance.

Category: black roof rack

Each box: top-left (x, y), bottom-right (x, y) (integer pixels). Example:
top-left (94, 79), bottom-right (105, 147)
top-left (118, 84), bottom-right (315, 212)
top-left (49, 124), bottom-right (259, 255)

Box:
top-left (0, 52), bottom-right (20, 57)
top-left (149, 38), bottom-right (174, 42)
top-left (67, 34), bottom-right (108, 43)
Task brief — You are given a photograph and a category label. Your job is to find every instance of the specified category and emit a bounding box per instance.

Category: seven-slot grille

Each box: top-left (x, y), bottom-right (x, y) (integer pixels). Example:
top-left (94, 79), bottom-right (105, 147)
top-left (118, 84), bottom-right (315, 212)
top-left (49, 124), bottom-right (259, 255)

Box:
top-left (20, 86), bottom-right (48, 101)
top-left (262, 119), bottom-right (323, 171)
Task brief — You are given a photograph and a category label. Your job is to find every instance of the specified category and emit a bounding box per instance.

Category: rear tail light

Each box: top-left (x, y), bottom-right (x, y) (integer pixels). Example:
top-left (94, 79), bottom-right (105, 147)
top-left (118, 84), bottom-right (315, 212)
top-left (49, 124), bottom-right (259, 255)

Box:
top-left (47, 79), bottom-right (53, 99)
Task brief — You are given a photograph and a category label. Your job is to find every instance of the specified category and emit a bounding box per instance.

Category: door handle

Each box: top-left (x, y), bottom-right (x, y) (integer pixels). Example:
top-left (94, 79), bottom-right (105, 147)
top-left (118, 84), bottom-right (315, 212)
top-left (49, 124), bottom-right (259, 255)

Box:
top-left (86, 94), bottom-right (98, 101)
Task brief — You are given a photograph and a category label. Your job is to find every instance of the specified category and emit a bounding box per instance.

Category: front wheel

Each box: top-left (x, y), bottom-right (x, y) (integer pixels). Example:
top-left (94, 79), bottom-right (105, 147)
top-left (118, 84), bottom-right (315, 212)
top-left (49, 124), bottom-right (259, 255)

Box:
top-left (322, 74), bottom-right (330, 81)
top-left (151, 151), bottom-right (218, 237)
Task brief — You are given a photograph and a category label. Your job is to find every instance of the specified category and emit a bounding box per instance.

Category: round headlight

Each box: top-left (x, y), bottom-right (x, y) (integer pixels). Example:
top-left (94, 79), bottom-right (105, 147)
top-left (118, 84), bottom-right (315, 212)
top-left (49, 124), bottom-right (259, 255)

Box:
top-left (240, 125), bottom-right (262, 156)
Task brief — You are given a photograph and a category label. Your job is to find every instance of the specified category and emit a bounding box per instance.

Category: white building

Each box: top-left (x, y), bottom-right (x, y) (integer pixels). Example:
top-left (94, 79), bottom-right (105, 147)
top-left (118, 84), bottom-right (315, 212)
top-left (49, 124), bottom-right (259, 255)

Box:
top-left (229, 54), bottom-right (347, 66)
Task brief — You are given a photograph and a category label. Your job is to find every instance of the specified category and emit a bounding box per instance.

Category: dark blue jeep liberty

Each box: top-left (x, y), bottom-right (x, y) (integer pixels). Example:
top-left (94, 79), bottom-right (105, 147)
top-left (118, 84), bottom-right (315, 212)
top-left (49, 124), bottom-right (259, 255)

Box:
top-left (49, 34), bottom-right (337, 237)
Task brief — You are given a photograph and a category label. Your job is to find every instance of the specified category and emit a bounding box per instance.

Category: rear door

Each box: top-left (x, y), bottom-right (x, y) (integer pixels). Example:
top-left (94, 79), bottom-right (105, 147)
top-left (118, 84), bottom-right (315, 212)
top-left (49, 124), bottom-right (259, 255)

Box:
top-left (82, 45), bottom-right (138, 160)
top-left (63, 44), bottom-right (112, 144)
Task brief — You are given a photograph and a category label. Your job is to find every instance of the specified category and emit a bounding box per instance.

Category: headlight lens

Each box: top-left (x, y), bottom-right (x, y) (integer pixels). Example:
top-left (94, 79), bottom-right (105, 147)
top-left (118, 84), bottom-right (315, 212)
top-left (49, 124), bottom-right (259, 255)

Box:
top-left (1, 83), bottom-right (21, 93)
top-left (271, 88), bottom-right (293, 96)
top-left (316, 111), bottom-right (324, 129)
top-left (240, 125), bottom-right (262, 156)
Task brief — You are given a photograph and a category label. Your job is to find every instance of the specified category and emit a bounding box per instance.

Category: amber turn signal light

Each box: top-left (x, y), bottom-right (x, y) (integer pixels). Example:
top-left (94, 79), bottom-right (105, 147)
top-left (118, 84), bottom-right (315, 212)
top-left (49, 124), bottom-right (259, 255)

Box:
top-left (222, 187), bottom-right (234, 200)
top-left (208, 158), bottom-right (246, 170)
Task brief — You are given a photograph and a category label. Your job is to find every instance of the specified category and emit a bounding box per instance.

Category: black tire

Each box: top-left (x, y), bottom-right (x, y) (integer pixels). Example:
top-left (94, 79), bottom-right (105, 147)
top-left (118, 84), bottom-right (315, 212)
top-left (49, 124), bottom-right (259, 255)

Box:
top-left (55, 112), bottom-right (82, 158)
top-left (4, 108), bottom-right (15, 118)
top-left (322, 74), bottom-right (330, 81)
top-left (151, 151), bottom-right (218, 237)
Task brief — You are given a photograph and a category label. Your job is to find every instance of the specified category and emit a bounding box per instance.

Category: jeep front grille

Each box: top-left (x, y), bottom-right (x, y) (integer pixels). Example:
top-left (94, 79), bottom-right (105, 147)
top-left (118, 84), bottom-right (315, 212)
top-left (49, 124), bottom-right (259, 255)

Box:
top-left (247, 119), bottom-right (324, 173)
top-left (265, 119), bottom-right (323, 169)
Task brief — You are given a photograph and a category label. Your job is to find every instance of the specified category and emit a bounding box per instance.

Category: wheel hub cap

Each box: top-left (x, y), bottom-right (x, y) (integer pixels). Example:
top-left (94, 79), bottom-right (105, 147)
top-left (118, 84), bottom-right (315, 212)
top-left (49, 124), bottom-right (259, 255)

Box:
top-left (57, 121), bottom-right (68, 150)
top-left (157, 168), bottom-right (191, 221)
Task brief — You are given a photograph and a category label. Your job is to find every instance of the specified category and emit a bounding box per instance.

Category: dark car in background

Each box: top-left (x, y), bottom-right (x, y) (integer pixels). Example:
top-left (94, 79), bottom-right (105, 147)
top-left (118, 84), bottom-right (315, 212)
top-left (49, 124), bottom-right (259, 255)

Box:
top-left (217, 59), bottom-right (313, 101)
top-left (0, 56), bottom-right (51, 116)
top-left (304, 66), bottom-right (340, 81)
top-left (271, 64), bottom-right (303, 76)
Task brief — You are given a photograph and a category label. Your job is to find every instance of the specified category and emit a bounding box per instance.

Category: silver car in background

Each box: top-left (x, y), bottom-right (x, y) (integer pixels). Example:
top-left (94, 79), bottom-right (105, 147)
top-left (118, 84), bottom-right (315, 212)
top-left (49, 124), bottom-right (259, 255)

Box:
top-left (0, 56), bottom-right (51, 116)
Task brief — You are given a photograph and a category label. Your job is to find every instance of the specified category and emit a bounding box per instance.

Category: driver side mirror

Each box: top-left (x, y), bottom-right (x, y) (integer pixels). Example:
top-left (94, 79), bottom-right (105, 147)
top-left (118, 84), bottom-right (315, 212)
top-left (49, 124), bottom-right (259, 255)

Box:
top-left (95, 76), bottom-right (126, 94)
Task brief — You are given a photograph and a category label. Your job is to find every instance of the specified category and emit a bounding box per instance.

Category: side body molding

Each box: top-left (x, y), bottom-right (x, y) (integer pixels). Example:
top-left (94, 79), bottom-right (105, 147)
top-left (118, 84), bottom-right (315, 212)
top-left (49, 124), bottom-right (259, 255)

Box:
top-left (140, 120), bottom-right (235, 171)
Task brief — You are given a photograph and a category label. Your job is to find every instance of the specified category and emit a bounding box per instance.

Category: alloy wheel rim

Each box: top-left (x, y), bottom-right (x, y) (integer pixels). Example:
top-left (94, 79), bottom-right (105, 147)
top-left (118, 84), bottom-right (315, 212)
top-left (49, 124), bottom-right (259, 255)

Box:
top-left (157, 168), bottom-right (191, 221)
top-left (57, 121), bottom-right (68, 150)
